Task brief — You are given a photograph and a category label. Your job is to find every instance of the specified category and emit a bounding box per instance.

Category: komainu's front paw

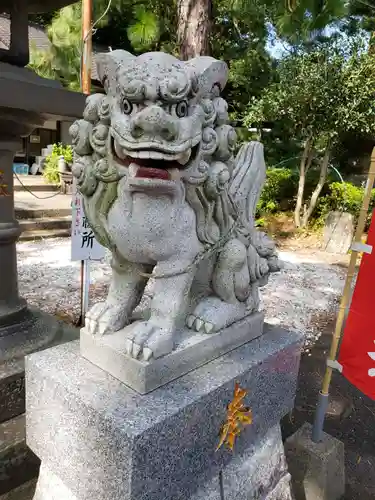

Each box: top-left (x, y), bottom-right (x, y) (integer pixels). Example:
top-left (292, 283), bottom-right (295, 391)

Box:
top-left (85, 302), bottom-right (129, 336)
top-left (126, 321), bottom-right (174, 361)
top-left (187, 296), bottom-right (249, 333)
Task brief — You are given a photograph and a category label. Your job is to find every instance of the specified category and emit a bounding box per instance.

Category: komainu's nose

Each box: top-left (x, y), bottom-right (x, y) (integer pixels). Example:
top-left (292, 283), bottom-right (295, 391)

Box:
top-left (130, 106), bottom-right (177, 141)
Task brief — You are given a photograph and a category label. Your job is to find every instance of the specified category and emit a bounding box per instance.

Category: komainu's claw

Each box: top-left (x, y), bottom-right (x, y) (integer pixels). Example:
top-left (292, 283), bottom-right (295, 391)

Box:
top-left (143, 347), bottom-right (153, 361)
top-left (85, 302), bottom-right (129, 336)
top-left (191, 296), bottom-right (248, 333)
top-left (186, 315), bottom-right (196, 329)
top-left (194, 318), bottom-right (204, 332)
top-left (204, 322), bottom-right (214, 334)
top-left (132, 343), bottom-right (142, 359)
top-left (126, 339), bottom-right (133, 356)
top-left (126, 321), bottom-right (173, 360)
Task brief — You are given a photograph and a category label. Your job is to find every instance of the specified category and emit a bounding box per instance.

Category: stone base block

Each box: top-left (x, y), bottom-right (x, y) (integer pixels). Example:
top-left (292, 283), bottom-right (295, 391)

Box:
top-left (0, 309), bottom-right (78, 423)
top-left (27, 325), bottom-right (302, 500)
top-left (191, 424), bottom-right (292, 500)
top-left (0, 309), bottom-right (78, 498)
top-left (324, 211), bottom-right (354, 254)
top-left (285, 422), bottom-right (345, 500)
top-left (80, 312), bottom-right (264, 394)
top-left (0, 415), bottom-right (39, 496)
top-left (33, 425), bottom-right (293, 500)
top-left (0, 480), bottom-right (37, 500)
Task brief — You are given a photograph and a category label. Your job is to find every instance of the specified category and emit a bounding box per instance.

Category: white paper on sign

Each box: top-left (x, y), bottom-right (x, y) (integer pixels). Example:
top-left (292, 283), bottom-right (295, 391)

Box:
top-left (71, 178), bottom-right (106, 261)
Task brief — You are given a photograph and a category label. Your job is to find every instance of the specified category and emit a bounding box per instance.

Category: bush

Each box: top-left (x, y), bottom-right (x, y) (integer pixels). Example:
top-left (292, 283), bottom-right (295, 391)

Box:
top-left (257, 168), bottom-right (299, 215)
top-left (43, 143), bottom-right (73, 184)
top-left (316, 181), bottom-right (375, 228)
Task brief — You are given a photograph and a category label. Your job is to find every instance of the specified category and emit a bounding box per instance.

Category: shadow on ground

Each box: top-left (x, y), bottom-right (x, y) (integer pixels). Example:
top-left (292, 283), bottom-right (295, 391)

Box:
top-left (281, 313), bottom-right (375, 500)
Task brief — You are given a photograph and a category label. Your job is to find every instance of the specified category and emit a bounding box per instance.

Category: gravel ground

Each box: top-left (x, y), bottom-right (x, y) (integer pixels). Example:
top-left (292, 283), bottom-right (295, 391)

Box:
top-left (17, 238), bottom-right (346, 344)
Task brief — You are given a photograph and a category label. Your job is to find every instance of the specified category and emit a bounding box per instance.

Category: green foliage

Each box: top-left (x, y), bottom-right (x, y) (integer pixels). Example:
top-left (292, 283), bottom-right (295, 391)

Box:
top-left (27, 0), bottom-right (375, 228)
top-left (271, 0), bottom-right (347, 46)
top-left (245, 43), bottom-right (346, 145)
top-left (227, 0), bottom-right (347, 50)
top-left (29, 5), bottom-right (82, 90)
top-left (316, 182), bottom-right (375, 227)
top-left (28, 0), bottom-right (173, 89)
top-left (347, 0), bottom-right (375, 46)
top-left (127, 7), bottom-right (160, 50)
top-left (43, 144), bottom-right (73, 185)
top-left (246, 34), bottom-right (375, 226)
top-left (257, 173), bottom-right (375, 230)
top-left (28, 0), bottom-right (346, 99)
top-left (257, 165), bottom-right (338, 216)
top-left (247, 35), bottom-right (375, 147)
top-left (257, 168), bottom-right (298, 214)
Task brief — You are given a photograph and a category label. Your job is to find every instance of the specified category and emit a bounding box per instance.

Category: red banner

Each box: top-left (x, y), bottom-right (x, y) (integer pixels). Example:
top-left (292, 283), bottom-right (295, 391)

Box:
top-left (338, 210), bottom-right (375, 399)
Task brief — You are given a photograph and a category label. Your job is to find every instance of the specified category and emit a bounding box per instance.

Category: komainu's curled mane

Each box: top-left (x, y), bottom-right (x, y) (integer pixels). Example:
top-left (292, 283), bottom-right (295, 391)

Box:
top-left (70, 50), bottom-right (281, 361)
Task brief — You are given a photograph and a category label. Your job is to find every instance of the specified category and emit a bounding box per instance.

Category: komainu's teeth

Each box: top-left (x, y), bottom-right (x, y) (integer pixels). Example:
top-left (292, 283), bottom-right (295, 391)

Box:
top-left (124, 148), bottom-right (188, 161)
top-left (138, 150), bottom-right (151, 159)
top-left (148, 151), bottom-right (165, 160)
top-left (128, 163), bottom-right (138, 177)
top-left (168, 168), bottom-right (181, 180)
top-left (125, 150), bottom-right (140, 158)
top-left (177, 148), bottom-right (191, 165)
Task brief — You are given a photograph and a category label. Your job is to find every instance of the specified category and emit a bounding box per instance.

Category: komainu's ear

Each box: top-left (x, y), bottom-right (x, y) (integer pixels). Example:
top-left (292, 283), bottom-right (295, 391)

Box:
top-left (95, 50), bottom-right (135, 94)
top-left (186, 56), bottom-right (228, 98)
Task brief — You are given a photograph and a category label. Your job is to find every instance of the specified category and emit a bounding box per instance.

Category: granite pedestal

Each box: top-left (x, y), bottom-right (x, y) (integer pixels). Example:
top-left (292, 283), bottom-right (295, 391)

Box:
top-left (26, 325), bottom-right (303, 500)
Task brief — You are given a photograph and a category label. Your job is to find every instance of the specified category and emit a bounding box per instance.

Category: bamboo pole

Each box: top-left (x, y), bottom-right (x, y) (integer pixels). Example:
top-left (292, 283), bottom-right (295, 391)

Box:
top-left (312, 147), bottom-right (375, 442)
top-left (78, 0), bottom-right (92, 326)
top-left (81, 0), bottom-right (92, 95)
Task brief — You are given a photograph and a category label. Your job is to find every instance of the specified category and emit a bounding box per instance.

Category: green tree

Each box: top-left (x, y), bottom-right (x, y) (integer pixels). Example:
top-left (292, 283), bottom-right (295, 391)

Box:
top-left (347, 0), bottom-right (375, 48)
top-left (227, 0), bottom-right (347, 47)
top-left (246, 37), bottom-right (375, 228)
top-left (29, 0), bottom-right (171, 89)
top-left (29, 4), bottom-right (82, 90)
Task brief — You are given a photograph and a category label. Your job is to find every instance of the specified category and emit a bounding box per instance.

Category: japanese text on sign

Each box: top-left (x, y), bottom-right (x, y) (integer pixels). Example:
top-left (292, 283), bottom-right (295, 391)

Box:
top-left (71, 179), bottom-right (105, 261)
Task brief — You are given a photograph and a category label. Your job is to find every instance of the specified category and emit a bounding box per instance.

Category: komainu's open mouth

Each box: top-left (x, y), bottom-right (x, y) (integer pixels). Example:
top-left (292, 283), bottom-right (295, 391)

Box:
top-left (111, 138), bottom-right (195, 181)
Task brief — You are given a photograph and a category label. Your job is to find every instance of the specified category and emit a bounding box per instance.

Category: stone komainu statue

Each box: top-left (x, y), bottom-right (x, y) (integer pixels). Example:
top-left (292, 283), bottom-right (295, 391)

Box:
top-left (70, 50), bottom-right (281, 361)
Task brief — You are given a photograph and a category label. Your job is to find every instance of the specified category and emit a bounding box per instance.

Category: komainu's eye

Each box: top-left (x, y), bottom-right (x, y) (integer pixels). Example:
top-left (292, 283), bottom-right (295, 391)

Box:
top-left (122, 98), bottom-right (133, 115)
top-left (175, 100), bottom-right (188, 118)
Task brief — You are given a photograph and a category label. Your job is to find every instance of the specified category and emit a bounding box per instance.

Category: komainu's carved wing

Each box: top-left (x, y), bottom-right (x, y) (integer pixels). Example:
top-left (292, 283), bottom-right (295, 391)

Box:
top-left (228, 141), bottom-right (266, 230)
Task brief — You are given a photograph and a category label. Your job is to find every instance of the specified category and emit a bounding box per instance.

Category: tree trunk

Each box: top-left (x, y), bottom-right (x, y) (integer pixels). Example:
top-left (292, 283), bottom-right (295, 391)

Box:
top-left (294, 136), bottom-right (313, 228)
top-left (301, 146), bottom-right (330, 228)
top-left (177, 0), bottom-right (212, 60)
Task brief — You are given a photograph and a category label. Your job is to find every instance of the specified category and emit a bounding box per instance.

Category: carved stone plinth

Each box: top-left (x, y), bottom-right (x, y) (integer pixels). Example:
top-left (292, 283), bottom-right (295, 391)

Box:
top-left (26, 326), bottom-right (303, 500)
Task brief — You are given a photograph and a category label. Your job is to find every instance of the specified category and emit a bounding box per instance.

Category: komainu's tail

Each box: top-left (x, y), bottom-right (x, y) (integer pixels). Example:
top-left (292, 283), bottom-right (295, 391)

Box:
top-left (228, 141), bottom-right (266, 231)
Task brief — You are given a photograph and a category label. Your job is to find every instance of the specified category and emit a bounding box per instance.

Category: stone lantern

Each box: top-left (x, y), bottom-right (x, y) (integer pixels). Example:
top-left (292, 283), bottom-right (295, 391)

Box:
top-left (0, 1), bottom-right (76, 66)
top-left (0, 1), bottom-right (85, 494)
top-left (0, 0), bottom-right (85, 357)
